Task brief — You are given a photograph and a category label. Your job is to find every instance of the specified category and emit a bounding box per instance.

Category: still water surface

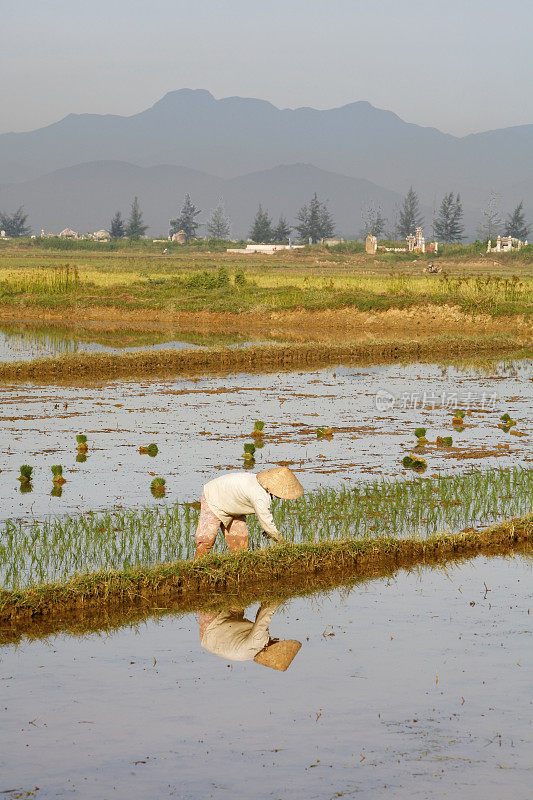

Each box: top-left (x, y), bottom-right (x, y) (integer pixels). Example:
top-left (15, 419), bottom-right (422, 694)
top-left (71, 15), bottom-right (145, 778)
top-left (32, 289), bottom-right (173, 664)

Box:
top-left (1, 554), bottom-right (531, 799)
top-left (0, 324), bottom-right (270, 363)
top-left (0, 359), bottom-right (530, 521)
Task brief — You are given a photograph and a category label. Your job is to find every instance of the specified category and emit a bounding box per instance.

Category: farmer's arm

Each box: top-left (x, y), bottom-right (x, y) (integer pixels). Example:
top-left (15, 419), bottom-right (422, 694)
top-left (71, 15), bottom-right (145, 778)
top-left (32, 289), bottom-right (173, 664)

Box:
top-left (252, 493), bottom-right (280, 537)
top-left (254, 602), bottom-right (281, 627)
top-left (250, 602), bottom-right (281, 646)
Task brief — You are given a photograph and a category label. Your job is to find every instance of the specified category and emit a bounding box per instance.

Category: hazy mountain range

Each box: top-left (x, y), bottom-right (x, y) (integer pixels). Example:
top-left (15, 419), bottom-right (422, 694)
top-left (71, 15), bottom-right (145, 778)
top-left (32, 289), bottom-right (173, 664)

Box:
top-left (1, 89), bottom-right (531, 238)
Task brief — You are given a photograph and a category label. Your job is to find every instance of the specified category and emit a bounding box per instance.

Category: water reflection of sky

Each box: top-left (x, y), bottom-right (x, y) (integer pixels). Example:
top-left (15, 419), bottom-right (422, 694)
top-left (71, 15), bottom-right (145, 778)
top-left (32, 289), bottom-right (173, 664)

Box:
top-left (0, 359), bottom-right (530, 522)
top-left (0, 326), bottom-right (270, 362)
top-left (1, 555), bottom-right (532, 798)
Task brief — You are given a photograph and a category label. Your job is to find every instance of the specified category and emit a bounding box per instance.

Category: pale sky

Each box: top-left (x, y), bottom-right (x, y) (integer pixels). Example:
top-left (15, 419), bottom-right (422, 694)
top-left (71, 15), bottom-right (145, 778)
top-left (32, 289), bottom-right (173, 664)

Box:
top-left (1, 0), bottom-right (531, 137)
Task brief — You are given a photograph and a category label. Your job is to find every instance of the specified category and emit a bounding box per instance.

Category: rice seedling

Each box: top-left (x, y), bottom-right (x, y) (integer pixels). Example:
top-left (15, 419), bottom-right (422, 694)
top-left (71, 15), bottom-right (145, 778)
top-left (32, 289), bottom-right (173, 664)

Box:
top-left (251, 421), bottom-right (265, 439)
top-left (243, 442), bottom-right (256, 467)
top-left (499, 412), bottom-right (517, 431)
top-left (436, 436), bottom-right (453, 447)
top-left (51, 486), bottom-right (63, 498)
top-left (414, 426), bottom-right (427, 445)
top-left (76, 434), bottom-right (88, 452)
top-left (51, 465), bottom-right (66, 485)
top-left (139, 443), bottom-right (159, 456)
top-left (150, 477), bottom-right (166, 496)
top-left (402, 455), bottom-right (427, 471)
top-left (17, 465), bottom-right (33, 484)
top-left (76, 453), bottom-right (87, 463)
top-left (317, 426), bottom-right (333, 439)
top-left (1, 467), bottom-right (530, 592)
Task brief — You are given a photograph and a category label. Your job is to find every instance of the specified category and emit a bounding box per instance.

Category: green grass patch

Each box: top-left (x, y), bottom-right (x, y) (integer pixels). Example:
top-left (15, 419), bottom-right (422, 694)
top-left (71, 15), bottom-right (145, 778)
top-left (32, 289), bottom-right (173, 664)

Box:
top-left (0, 243), bottom-right (531, 316)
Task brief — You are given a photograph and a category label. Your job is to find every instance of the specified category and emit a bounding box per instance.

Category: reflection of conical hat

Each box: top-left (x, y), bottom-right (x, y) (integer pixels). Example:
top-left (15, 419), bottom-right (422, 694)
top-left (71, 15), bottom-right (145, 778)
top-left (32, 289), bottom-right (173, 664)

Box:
top-left (257, 467), bottom-right (304, 500)
top-left (253, 640), bottom-right (302, 671)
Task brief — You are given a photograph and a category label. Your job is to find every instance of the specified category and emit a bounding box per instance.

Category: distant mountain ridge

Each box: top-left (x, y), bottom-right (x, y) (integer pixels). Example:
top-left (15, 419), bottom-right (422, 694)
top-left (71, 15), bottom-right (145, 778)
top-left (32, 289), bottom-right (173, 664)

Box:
top-left (0, 160), bottom-right (404, 238)
top-left (0, 89), bottom-right (531, 236)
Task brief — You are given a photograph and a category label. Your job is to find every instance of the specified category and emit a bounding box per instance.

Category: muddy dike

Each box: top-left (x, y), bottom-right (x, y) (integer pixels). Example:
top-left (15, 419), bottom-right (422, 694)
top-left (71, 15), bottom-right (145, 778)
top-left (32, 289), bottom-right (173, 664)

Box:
top-left (0, 336), bottom-right (529, 383)
top-left (1, 514), bottom-right (531, 641)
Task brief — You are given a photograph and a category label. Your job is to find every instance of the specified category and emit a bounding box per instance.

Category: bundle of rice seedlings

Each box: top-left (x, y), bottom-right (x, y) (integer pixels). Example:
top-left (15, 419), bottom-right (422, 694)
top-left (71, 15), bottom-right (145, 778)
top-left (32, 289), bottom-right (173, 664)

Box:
top-left (251, 421), bottom-right (265, 439)
top-left (243, 443), bottom-right (256, 467)
top-left (76, 434), bottom-right (88, 452)
top-left (17, 465), bottom-right (33, 484)
top-left (51, 465), bottom-right (67, 485)
top-left (499, 413), bottom-right (516, 431)
top-left (402, 454), bottom-right (427, 471)
top-left (317, 426), bottom-right (333, 439)
top-left (150, 477), bottom-right (166, 495)
top-left (414, 426), bottom-right (427, 445)
top-left (436, 436), bottom-right (453, 447)
top-left (140, 443), bottom-right (159, 456)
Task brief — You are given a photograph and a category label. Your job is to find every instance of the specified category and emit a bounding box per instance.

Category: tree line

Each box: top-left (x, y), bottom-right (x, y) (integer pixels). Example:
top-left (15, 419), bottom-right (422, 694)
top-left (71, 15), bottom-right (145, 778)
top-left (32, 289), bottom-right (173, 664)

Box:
top-left (361, 187), bottom-right (531, 242)
top-left (0, 189), bottom-right (531, 242)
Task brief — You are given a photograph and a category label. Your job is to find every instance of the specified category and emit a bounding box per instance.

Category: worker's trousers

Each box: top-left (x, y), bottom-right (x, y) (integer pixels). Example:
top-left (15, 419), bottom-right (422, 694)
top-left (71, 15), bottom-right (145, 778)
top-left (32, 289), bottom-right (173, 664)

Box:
top-left (195, 492), bottom-right (249, 553)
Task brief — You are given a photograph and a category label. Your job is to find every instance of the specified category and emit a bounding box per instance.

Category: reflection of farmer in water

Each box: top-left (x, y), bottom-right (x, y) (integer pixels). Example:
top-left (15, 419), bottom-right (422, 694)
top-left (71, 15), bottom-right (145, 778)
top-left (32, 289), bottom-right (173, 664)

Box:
top-left (195, 467), bottom-right (304, 559)
top-left (199, 602), bottom-right (301, 671)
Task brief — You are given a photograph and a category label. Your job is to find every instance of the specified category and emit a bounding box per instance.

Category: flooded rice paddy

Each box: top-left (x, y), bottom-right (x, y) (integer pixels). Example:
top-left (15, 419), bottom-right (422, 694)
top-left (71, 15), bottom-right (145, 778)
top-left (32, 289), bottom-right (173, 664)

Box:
top-left (0, 359), bottom-right (530, 524)
top-left (1, 553), bottom-right (531, 799)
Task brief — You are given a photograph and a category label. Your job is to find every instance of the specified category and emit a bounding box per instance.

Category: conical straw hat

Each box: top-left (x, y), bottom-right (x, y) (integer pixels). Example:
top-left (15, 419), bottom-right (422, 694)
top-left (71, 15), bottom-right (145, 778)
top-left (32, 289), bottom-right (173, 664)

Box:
top-left (257, 467), bottom-right (304, 499)
top-left (253, 640), bottom-right (302, 671)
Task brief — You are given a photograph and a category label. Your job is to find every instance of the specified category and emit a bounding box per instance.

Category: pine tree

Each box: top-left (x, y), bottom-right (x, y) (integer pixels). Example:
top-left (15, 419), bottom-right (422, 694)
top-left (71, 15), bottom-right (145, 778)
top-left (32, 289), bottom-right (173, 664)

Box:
top-left (433, 193), bottom-right (465, 242)
top-left (0, 205), bottom-right (31, 237)
top-left (295, 193), bottom-right (335, 243)
top-left (396, 187), bottom-right (424, 238)
top-left (477, 191), bottom-right (502, 240)
top-left (170, 194), bottom-right (202, 241)
top-left (504, 201), bottom-right (530, 240)
top-left (109, 211), bottom-right (125, 239)
top-left (125, 196), bottom-right (148, 238)
top-left (206, 199), bottom-right (230, 239)
top-left (249, 204), bottom-right (274, 243)
top-left (273, 214), bottom-right (291, 243)
top-left (360, 201), bottom-right (387, 238)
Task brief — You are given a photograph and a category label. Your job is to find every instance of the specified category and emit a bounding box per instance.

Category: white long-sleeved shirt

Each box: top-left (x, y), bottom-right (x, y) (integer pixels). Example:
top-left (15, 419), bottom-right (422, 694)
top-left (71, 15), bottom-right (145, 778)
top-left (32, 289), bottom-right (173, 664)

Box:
top-left (203, 472), bottom-right (280, 537)
top-left (201, 604), bottom-right (280, 661)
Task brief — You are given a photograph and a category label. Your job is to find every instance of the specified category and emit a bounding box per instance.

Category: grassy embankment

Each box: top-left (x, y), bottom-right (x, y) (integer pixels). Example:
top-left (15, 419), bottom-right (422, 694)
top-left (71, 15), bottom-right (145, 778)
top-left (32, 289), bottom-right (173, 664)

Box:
top-left (0, 240), bottom-right (531, 318)
top-left (0, 242), bottom-right (531, 379)
top-left (1, 468), bottom-right (531, 624)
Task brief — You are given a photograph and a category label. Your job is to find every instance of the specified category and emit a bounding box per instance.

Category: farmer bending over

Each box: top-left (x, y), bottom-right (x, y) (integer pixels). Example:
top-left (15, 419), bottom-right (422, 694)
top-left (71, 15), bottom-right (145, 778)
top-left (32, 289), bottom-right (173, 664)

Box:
top-left (195, 467), bottom-right (304, 558)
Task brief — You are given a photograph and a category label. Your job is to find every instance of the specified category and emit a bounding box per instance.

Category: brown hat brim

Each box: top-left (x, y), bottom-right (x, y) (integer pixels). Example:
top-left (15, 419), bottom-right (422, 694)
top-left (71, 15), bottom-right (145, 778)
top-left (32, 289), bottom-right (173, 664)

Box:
top-left (253, 640), bottom-right (302, 671)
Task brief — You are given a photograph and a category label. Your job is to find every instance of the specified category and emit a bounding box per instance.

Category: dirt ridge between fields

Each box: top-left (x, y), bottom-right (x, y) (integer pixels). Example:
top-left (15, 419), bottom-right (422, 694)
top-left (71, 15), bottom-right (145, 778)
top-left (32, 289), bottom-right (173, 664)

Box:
top-left (1, 515), bottom-right (531, 642)
top-left (0, 335), bottom-right (529, 383)
top-left (0, 303), bottom-right (531, 338)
